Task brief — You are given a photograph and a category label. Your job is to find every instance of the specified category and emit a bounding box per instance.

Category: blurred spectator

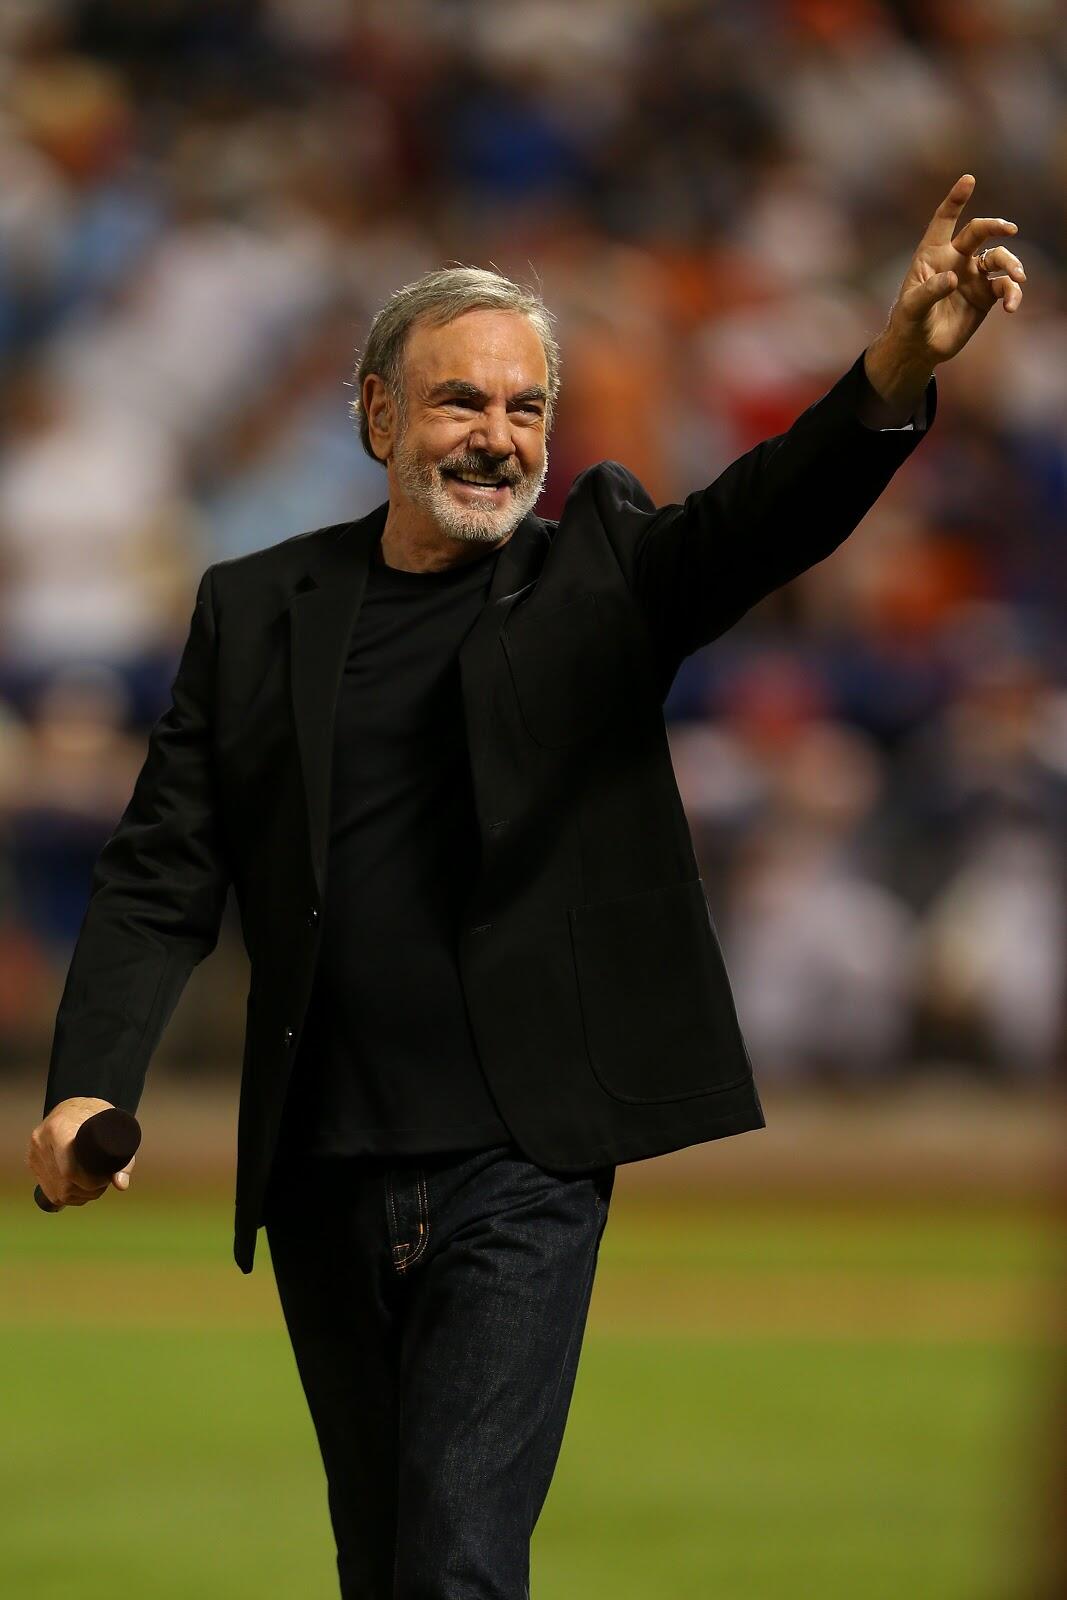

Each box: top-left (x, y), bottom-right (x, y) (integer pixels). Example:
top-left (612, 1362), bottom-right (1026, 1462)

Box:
top-left (195, 304), bottom-right (388, 559)
top-left (914, 822), bottom-right (1066, 1077)
top-left (683, 714), bottom-right (918, 1082)
top-left (0, 658), bottom-right (144, 1038)
top-left (0, 363), bottom-right (198, 717)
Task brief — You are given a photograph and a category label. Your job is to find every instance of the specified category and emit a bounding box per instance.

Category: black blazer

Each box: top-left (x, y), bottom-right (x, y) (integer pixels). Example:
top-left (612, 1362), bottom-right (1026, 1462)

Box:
top-left (42, 347), bottom-right (935, 1273)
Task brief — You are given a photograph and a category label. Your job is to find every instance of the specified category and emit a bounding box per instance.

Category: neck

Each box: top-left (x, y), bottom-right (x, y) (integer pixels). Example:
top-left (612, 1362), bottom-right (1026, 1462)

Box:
top-left (378, 502), bottom-right (513, 573)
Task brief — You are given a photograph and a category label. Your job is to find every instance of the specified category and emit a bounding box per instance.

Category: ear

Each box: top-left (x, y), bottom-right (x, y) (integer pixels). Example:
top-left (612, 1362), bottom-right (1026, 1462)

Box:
top-left (363, 374), bottom-right (396, 462)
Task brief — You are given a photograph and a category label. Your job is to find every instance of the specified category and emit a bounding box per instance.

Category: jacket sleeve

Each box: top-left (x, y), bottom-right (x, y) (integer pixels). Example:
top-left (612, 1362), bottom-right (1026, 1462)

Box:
top-left (42, 564), bottom-right (232, 1118)
top-left (594, 346), bottom-right (937, 691)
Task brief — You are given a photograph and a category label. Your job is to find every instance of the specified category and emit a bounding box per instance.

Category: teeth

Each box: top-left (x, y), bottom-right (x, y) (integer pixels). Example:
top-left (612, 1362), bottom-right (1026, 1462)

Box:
top-left (451, 472), bottom-right (504, 487)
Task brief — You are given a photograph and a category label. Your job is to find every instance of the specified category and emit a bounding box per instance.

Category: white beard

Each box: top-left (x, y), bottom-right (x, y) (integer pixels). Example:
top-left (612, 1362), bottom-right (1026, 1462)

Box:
top-left (391, 434), bottom-right (549, 544)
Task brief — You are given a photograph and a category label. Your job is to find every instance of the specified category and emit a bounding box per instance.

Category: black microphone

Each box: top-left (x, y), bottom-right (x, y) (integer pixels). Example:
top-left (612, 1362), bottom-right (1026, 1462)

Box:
top-left (33, 1107), bottom-right (142, 1213)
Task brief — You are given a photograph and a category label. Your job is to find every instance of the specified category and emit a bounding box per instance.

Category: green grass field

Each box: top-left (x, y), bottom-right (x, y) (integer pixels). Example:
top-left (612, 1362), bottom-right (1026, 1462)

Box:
top-left (1, 1188), bottom-right (1060, 1599)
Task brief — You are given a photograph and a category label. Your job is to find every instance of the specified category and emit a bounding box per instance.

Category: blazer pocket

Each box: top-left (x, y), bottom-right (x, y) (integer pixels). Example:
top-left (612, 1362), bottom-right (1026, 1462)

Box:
top-left (568, 877), bottom-right (753, 1103)
top-left (502, 592), bottom-right (631, 748)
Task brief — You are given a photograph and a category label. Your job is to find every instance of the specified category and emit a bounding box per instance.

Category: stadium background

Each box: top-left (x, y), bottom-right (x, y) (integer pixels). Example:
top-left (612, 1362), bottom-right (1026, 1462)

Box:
top-left (0, 2), bottom-right (1063, 1596)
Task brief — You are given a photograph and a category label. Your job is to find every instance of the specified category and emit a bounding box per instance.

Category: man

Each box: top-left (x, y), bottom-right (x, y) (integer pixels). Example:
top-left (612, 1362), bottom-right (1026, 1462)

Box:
top-left (27, 174), bottom-right (1024, 1598)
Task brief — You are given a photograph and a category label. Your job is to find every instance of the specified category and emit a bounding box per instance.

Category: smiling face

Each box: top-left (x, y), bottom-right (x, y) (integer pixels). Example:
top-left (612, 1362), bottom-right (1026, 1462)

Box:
top-left (363, 308), bottom-right (550, 550)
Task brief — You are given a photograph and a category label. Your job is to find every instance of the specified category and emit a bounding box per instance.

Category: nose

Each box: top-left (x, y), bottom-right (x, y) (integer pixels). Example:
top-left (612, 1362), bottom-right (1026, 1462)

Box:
top-left (468, 406), bottom-right (513, 459)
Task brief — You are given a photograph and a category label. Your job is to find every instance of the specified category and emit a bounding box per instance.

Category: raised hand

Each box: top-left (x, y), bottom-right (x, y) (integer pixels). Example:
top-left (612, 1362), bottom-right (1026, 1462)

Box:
top-left (887, 173), bottom-right (1026, 366)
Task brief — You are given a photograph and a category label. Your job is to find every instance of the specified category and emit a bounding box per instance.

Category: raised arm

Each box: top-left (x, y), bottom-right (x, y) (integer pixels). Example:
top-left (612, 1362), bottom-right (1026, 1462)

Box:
top-left (597, 172), bottom-right (1025, 693)
top-left (594, 345), bottom-right (936, 690)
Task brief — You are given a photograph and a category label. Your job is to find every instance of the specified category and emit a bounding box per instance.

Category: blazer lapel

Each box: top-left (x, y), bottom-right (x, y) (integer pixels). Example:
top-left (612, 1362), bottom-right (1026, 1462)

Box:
top-left (288, 501), bottom-right (551, 899)
top-left (458, 511), bottom-right (551, 813)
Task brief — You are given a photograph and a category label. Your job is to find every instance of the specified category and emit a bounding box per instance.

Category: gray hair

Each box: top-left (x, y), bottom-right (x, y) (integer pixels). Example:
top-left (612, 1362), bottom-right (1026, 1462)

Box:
top-left (348, 265), bottom-right (561, 462)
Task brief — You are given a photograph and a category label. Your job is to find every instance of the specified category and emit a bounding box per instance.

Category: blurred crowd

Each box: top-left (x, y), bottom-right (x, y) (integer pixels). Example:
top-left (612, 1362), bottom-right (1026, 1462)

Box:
top-left (0, 0), bottom-right (1064, 1082)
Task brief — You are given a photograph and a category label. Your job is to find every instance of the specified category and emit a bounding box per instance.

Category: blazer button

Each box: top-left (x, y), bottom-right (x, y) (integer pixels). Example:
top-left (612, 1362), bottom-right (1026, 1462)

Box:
top-left (283, 1027), bottom-right (295, 1047)
top-left (307, 907), bottom-right (319, 927)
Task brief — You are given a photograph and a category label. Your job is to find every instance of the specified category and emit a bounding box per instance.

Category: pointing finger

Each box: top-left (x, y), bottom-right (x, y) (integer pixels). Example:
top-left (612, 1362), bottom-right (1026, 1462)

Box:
top-left (920, 173), bottom-right (976, 249)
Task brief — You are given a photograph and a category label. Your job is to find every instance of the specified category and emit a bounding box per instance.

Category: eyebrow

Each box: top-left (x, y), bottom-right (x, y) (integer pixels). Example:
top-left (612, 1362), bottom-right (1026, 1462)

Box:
top-left (424, 380), bottom-right (547, 407)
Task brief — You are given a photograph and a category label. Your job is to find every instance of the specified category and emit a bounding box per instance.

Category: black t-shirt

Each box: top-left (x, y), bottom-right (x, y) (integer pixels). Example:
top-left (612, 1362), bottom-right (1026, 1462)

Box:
top-left (274, 532), bottom-right (514, 1162)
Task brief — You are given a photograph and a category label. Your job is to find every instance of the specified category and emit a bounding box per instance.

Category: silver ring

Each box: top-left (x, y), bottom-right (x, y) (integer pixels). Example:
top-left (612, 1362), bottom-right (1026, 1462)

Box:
top-left (976, 248), bottom-right (993, 269)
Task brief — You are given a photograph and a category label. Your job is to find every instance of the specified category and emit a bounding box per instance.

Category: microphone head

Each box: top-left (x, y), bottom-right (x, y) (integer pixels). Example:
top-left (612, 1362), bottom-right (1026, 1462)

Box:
top-left (74, 1107), bottom-right (142, 1176)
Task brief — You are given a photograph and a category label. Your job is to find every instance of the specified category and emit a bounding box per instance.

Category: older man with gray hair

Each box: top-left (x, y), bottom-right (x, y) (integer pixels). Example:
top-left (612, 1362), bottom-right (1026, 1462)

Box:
top-left (29, 173), bottom-right (1026, 1597)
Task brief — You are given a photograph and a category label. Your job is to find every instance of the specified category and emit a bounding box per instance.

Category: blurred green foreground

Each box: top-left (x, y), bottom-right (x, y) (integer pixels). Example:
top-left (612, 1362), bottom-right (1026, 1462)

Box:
top-left (1, 1190), bottom-right (1060, 1600)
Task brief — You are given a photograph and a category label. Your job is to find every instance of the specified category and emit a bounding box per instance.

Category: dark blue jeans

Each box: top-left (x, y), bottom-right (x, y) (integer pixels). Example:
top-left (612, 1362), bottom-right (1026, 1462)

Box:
top-left (263, 1143), bottom-right (615, 1599)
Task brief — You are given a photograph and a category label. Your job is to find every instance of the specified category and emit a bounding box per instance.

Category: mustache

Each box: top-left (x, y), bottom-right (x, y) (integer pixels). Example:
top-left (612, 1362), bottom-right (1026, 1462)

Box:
top-left (439, 455), bottom-right (525, 484)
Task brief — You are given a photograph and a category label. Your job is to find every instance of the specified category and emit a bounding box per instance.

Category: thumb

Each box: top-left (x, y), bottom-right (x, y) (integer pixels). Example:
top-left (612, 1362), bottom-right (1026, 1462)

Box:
top-left (899, 270), bottom-right (956, 328)
top-left (112, 1153), bottom-right (136, 1191)
top-left (922, 269), bottom-right (957, 302)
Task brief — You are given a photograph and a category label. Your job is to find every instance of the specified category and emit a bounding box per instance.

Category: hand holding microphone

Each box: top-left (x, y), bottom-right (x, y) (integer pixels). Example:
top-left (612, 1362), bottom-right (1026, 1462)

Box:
top-left (27, 1099), bottom-right (141, 1212)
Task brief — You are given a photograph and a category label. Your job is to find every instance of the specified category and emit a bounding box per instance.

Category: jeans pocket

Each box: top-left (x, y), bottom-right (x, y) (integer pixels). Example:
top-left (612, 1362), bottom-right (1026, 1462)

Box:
top-left (385, 1166), bottom-right (430, 1275)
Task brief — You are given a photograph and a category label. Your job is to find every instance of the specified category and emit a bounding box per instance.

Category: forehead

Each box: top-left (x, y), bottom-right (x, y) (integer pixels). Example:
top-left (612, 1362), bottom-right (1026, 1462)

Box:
top-left (405, 308), bottom-right (547, 395)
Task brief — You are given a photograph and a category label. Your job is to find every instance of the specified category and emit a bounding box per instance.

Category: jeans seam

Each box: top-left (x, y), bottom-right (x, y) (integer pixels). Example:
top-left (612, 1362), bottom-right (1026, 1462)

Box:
top-left (389, 1168), bottom-right (429, 1274)
top-left (387, 1174), bottom-right (412, 1269)
top-left (406, 1170), bottom-right (430, 1268)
